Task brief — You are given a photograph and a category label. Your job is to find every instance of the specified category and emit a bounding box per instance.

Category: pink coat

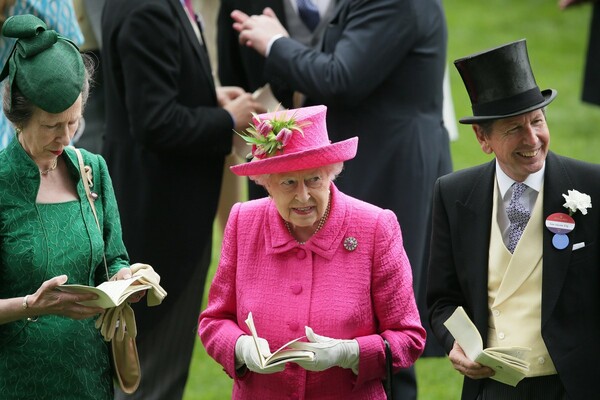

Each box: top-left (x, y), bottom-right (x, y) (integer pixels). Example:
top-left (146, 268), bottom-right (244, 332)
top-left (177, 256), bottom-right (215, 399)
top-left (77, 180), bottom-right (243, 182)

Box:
top-left (199, 184), bottom-right (425, 399)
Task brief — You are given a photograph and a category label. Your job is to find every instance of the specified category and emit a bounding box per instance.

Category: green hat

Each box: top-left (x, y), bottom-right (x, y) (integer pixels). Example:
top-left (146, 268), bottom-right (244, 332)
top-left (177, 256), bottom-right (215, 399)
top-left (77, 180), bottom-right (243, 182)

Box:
top-left (0, 14), bottom-right (85, 113)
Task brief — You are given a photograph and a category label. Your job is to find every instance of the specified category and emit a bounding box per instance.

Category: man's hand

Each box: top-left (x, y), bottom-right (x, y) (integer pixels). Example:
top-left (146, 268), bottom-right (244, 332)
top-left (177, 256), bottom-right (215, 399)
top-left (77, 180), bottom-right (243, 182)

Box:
top-left (448, 341), bottom-right (495, 380)
top-left (216, 86), bottom-right (246, 107)
top-left (223, 93), bottom-right (265, 131)
top-left (232, 8), bottom-right (289, 56)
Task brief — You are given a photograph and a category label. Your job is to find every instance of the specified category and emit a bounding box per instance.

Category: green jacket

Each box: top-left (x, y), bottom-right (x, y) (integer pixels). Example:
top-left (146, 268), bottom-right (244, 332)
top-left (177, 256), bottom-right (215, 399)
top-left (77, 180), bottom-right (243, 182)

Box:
top-left (0, 138), bottom-right (129, 299)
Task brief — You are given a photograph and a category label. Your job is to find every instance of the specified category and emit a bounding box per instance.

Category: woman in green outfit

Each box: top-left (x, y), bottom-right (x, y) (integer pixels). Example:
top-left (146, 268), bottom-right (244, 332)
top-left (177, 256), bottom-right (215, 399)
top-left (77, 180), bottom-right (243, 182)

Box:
top-left (0, 15), bottom-right (139, 399)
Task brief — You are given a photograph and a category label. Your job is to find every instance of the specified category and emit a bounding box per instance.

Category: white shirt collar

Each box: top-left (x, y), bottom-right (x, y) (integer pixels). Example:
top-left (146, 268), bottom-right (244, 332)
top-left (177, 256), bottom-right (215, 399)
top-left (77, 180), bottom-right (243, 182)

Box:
top-left (495, 159), bottom-right (545, 199)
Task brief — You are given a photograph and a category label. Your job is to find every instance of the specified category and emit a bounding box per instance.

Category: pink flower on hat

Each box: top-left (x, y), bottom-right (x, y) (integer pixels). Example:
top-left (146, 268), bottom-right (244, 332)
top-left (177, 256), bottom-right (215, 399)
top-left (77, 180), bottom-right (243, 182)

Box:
top-left (256, 120), bottom-right (273, 136)
top-left (236, 110), bottom-right (306, 160)
top-left (275, 128), bottom-right (293, 147)
top-left (251, 144), bottom-right (267, 159)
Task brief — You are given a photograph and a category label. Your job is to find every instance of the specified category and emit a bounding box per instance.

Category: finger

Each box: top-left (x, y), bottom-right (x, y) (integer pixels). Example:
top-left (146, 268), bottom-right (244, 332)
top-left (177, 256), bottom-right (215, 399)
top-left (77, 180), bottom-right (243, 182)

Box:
top-left (118, 268), bottom-right (132, 280)
top-left (95, 311), bottom-right (106, 330)
top-left (262, 7), bottom-right (276, 17)
top-left (42, 274), bottom-right (69, 291)
top-left (123, 304), bottom-right (137, 338)
top-left (100, 308), bottom-right (116, 340)
top-left (231, 10), bottom-right (249, 24)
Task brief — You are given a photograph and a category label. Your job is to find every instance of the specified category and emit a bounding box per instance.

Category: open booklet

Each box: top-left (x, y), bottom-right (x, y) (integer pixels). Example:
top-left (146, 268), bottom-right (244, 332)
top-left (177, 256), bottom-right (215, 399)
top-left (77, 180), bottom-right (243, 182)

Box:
top-left (245, 312), bottom-right (315, 369)
top-left (58, 276), bottom-right (152, 309)
top-left (444, 306), bottom-right (531, 387)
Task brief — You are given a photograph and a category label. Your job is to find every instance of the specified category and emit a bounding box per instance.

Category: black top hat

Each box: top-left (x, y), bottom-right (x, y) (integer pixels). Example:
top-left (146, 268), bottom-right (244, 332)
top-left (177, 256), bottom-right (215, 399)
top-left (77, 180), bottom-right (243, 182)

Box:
top-left (454, 39), bottom-right (557, 124)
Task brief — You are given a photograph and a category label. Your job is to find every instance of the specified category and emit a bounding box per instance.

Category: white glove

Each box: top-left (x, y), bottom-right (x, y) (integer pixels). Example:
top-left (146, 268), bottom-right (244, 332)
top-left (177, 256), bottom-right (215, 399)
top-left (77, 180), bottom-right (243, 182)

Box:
top-left (234, 335), bottom-right (286, 374)
top-left (289, 327), bottom-right (360, 374)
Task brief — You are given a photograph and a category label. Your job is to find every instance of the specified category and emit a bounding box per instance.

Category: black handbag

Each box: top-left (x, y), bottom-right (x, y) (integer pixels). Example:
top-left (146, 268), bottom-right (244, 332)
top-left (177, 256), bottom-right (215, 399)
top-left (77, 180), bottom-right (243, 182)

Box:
top-left (383, 339), bottom-right (394, 400)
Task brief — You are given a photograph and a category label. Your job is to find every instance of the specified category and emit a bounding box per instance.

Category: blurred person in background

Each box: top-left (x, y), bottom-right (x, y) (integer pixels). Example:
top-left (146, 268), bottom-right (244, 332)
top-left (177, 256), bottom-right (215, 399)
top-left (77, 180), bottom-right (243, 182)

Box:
top-left (559, 0), bottom-right (600, 107)
top-left (101, 0), bottom-right (262, 398)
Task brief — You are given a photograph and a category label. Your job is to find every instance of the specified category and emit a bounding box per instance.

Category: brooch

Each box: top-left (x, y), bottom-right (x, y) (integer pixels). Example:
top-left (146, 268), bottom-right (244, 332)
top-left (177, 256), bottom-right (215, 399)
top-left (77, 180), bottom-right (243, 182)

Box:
top-left (343, 237), bottom-right (358, 251)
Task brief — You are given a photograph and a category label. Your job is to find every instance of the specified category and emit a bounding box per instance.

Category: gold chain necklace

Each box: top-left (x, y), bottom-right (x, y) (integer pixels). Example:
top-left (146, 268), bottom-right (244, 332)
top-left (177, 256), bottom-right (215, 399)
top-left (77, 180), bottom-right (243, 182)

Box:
top-left (40, 158), bottom-right (58, 176)
top-left (284, 196), bottom-right (331, 245)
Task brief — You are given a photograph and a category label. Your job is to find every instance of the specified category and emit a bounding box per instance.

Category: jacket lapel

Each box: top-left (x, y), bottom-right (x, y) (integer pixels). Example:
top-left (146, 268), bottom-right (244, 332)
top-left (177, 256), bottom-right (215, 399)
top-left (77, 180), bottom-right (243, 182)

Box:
top-left (171, 0), bottom-right (214, 81)
top-left (541, 152), bottom-right (576, 326)
top-left (458, 161), bottom-right (496, 329)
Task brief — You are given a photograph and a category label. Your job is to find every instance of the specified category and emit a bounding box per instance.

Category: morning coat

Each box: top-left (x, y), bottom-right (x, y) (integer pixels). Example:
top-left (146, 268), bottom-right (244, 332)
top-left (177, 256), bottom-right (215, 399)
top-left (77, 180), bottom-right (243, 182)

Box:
top-left (101, 0), bottom-right (233, 336)
top-left (427, 152), bottom-right (600, 399)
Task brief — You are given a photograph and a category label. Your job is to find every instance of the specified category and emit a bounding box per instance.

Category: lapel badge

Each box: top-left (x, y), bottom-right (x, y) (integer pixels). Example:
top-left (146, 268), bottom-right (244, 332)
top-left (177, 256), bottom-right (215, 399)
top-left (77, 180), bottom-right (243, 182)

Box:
top-left (343, 237), bottom-right (358, 251)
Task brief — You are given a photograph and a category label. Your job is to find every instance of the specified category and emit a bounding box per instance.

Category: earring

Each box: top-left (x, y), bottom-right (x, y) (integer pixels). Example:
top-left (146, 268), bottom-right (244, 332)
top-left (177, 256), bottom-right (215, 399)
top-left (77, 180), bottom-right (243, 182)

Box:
top-left (15, 127), bottom-right (21, 135)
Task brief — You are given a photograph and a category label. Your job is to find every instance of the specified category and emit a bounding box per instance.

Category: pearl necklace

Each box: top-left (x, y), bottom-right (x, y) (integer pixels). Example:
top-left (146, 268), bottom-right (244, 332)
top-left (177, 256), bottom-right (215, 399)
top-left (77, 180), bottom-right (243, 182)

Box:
top-left (40, 158), bottom-right (58, 176)
top-left (284, 197), bottom-right (331, 245)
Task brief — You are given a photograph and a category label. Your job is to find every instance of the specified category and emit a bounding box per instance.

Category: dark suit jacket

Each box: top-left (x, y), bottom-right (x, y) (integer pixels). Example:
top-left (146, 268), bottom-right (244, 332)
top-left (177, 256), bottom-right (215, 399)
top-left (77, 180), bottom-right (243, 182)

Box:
top-left (263, 0), bottom-right (452, 355)
top-left (101, 0), bottom-right (233, 336)
top-left (218, 0), bottom-right (287, 94)
top-left (427, 152), bottom-right (600, 399)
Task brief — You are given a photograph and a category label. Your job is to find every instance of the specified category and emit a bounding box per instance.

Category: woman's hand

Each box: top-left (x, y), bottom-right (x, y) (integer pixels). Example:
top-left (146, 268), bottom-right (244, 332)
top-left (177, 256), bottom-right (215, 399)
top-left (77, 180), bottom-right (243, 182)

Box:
top-left (289, 327), bottom-right (359, 374)
top-left (113, 267), bottom-right (146, 303)
top-left (448, 341), bottom-right (495, 380)
top-left (234, 335), bottom-right (286, 374)
top-left (27, 275), bottom-right (104, 320)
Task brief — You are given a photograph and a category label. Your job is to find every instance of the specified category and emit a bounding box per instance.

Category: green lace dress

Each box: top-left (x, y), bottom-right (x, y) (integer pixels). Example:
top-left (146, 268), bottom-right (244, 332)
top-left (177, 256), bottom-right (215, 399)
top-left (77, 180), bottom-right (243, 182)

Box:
top-left (0, 139), bottom-right (130, 399)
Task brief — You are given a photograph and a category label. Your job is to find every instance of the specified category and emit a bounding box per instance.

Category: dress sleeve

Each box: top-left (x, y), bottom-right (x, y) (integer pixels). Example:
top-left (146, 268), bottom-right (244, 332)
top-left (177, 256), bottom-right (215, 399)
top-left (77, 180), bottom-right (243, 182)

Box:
top-left (198, 202), bottom-right (247, 379)
top-left (97, 154), bottom-right (130, 278)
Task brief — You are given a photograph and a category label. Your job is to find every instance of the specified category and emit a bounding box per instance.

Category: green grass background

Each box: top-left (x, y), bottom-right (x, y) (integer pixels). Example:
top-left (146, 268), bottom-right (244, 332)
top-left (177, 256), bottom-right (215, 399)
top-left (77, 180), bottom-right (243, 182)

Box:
top-left (182, 0), bottom-right (600, 398)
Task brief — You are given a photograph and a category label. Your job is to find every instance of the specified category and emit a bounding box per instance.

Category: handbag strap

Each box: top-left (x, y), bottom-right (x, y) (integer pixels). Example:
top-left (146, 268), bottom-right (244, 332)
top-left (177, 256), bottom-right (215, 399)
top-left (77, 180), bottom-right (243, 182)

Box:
top-left (72, 146), bottom-right (110, 281)
top-left (383, 338), bottom-right (394, 400)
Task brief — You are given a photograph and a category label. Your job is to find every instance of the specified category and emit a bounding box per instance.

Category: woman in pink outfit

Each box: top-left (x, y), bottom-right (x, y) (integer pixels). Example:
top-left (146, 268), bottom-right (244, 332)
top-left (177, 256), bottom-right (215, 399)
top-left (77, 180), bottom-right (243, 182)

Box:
top-left (198, 105), bottom-right (425, 399)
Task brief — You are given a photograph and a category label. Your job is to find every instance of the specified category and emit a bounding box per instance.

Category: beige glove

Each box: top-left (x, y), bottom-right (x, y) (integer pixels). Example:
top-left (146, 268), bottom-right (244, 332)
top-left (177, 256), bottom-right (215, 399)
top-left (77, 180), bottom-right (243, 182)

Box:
top-left (95, 263), bottom-right (164, 342)
top-left (130, 263), bottom-right (167, 306)
top-left (95, 303), bottom-right (137, 342)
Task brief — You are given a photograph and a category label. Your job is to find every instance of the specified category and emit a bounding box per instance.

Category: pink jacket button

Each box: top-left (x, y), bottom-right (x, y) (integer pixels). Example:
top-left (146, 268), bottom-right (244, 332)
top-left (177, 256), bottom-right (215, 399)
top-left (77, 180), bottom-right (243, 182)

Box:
top-left (291, 284), bottom-right (302, 295)
top-left (296, 249), bottom-right (306, 259)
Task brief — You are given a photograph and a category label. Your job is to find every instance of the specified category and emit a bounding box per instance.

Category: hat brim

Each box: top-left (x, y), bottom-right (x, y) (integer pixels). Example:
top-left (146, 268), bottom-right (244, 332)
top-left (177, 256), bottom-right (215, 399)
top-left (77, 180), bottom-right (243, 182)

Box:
top-left (459, 89), bottom-right (557, 124)
top-left (230, 137), bottom-right (358, 176)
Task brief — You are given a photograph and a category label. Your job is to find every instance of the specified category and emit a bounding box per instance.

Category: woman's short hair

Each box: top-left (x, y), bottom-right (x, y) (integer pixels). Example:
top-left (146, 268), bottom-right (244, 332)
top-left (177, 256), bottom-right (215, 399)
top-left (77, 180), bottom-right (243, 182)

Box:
top-left (250, 162), bottom-right (344, 187)
top-left (2, 53), bottom-right (95, 129)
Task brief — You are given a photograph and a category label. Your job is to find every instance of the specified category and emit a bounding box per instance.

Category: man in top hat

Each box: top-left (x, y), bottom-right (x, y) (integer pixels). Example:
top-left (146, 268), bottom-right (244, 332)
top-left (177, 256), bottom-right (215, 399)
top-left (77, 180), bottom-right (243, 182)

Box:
top-left (427, 39), bottom-right (600, 399)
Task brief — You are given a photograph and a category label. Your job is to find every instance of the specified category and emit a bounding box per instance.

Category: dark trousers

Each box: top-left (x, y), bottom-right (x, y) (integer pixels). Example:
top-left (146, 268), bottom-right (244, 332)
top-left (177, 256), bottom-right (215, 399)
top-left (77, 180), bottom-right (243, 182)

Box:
top-left (391, 366), bottom-right (417, 400)
top-left (114, 242), bottom-right (211, 400)
top-left (478, 375), bottom-right (567, 400)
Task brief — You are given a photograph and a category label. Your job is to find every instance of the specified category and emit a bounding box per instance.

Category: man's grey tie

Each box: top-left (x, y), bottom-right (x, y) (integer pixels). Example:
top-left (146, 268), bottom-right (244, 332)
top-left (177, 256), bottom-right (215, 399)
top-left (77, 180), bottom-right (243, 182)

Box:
top-left (506, 182), bottom-right (530, 253)
top-left (297, 0), bottom-right (320, 31)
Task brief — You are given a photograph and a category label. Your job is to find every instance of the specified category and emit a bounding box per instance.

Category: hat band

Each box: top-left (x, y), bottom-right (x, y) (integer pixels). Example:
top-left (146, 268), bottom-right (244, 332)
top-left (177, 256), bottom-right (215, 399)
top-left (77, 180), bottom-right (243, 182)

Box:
top-left (472, 87), bottom-right (545, 117)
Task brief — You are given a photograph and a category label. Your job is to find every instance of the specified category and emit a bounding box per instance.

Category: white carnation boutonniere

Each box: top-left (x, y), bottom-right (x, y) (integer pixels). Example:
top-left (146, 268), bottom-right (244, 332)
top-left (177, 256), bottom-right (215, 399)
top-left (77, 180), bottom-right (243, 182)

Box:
top-left (562, 189), bottom-right (592, 216)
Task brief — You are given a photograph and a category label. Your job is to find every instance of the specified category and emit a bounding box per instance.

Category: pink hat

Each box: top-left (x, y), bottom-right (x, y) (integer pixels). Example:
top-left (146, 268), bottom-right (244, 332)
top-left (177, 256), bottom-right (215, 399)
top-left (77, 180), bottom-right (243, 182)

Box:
top-left (230, 105), bottom-right (358, 176)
